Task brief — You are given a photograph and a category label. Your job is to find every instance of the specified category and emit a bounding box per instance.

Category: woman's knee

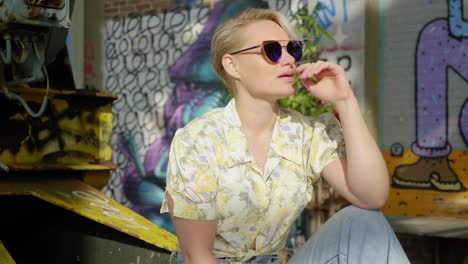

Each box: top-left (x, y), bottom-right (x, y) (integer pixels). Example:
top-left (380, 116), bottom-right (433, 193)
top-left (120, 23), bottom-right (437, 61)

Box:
top-left (337, 206), bottom-right (385, 221)
top-left (334, 206), bottom-right (392, 233)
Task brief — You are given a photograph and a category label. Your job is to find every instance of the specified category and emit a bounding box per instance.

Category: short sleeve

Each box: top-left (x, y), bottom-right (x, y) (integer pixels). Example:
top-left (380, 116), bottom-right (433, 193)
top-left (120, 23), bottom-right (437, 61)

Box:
top-left (160, 129), bottom-right (217, 220)
top-left (307, 112), bottom-right (346, 181)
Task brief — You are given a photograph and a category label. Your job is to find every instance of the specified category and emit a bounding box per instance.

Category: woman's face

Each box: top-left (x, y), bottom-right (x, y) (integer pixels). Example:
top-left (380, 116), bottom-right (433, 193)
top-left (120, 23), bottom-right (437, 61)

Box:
top-left (232, 20), bottom-right (297, 101)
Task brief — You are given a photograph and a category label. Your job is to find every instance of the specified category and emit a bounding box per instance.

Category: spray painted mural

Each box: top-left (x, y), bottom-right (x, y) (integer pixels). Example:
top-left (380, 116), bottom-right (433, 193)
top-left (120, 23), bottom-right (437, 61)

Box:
top-left (313, 0), bottom-right (365, 111)
top-left (101, 0), bottom-right (365, 240)
top-left (382, 0), bottom-right (468, 218)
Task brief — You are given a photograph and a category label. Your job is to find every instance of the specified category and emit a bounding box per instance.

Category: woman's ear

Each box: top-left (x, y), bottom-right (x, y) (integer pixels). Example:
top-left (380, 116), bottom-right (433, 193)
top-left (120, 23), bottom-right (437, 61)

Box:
top-left (222, 54), bottom-right (240, 80)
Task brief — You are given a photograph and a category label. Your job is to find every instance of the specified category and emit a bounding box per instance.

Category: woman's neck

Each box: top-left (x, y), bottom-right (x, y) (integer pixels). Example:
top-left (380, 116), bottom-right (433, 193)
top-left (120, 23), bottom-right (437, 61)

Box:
top-left (234, 97), bottom-right (278, 135)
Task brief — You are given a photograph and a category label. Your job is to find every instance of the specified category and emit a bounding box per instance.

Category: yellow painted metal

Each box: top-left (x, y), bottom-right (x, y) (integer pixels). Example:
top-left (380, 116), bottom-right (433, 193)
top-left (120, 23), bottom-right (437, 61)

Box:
top-left (0, 88), bottom-right (116, 170)
top-left (0, 241), bottom-right (16, 264)
top-left (81, 170), bottom-right (112, 190)
top-left (0, 178), bottom-right (177, 253)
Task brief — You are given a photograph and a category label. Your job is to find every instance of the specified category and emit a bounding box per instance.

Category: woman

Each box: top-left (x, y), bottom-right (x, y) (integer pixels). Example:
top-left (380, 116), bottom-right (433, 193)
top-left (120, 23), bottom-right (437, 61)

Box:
top-left (161, 8), bottom-right (410, 264)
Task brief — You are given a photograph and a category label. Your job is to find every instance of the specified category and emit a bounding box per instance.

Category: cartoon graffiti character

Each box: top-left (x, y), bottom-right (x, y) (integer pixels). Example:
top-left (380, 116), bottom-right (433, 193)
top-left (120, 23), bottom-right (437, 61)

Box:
top-left (393, 0), bottom-right (468, 191)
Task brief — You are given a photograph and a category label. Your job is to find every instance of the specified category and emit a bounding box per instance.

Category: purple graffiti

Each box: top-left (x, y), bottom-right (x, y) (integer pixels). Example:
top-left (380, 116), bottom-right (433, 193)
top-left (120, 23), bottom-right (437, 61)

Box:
top-left (393, 0), bottom-right (467, 192)
top-left (412, 18), bottom-right (468, 157)
top-left (120, 83), bottom-right (226, 233)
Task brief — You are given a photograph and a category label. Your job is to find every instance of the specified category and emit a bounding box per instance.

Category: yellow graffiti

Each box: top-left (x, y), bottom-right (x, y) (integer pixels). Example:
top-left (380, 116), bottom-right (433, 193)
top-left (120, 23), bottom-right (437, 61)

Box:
top-left (384, 149), bottom-right (468, 218)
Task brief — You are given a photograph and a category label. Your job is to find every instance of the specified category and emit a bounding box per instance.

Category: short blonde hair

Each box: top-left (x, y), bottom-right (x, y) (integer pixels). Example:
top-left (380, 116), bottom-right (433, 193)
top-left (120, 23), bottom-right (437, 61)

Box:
top-left (210, 8), bottom-right (298, 91)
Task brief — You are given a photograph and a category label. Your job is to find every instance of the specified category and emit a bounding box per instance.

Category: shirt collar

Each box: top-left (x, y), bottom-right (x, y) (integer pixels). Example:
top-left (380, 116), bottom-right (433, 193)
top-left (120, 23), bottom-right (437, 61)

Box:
top-left (270, 107), bottom-right (303, 166)
top-left (223, 99), bottom-right (302, 167)
top-left (223, 99), bottom-right (252, 167)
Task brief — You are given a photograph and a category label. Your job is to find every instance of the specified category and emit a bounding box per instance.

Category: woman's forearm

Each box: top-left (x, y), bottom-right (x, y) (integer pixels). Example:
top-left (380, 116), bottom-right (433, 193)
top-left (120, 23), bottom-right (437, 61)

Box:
top-left (333, 95), bottom-right (389, 208)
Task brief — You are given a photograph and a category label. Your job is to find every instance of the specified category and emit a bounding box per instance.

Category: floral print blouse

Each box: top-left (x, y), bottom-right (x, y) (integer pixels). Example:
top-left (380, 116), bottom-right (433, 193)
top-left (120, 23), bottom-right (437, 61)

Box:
top-left (161, 98), bottom-right (346, 262)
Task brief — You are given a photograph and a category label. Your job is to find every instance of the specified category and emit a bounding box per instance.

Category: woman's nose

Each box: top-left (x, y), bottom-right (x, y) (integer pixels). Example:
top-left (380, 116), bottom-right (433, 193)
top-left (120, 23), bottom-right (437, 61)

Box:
top-left (280, 47), bottom-right (295, 65)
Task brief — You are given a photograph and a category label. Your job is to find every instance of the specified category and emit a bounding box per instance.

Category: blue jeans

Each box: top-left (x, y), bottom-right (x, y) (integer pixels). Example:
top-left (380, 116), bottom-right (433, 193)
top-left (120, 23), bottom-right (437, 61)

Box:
top-left (174, 206), bottom-right (410, 264)
top-left (288, 206), bottom-right (410, 264)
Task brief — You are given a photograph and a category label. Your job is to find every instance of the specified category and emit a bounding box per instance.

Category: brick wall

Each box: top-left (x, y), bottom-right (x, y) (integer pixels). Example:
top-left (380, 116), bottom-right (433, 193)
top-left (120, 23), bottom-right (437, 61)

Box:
top-left (104, 0), bottom-right (217, 18)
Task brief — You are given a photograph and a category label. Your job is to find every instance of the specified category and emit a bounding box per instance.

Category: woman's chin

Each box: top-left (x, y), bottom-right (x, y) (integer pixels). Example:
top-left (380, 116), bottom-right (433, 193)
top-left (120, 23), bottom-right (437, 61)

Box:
top-left (279, 85), bottom-right (296, 97)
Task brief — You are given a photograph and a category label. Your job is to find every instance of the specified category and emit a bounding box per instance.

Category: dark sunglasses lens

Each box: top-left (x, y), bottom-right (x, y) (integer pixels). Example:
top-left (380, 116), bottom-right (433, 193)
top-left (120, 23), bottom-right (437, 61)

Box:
top-left (287, 41), bottom-right (303, 62)
top-left (263, 41), bottom-right (282, 62)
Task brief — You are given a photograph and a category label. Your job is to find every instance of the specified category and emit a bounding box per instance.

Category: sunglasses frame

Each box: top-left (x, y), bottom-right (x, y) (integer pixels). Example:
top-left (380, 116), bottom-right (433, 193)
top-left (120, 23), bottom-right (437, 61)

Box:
top-left (229, 40), bottom-right (305, 63)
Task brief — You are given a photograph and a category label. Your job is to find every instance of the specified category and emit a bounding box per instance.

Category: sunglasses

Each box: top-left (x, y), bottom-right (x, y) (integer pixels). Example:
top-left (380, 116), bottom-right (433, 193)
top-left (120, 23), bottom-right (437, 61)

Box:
top-left (229, 40), bottom-right (304, 63)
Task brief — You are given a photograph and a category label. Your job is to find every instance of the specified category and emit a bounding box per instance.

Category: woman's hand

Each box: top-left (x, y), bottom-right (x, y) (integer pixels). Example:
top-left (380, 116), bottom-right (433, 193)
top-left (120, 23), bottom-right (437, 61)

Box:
top-left (296, 62), bottom-right (390, 209)
top-left (296, 61), bottom-right (353, 106)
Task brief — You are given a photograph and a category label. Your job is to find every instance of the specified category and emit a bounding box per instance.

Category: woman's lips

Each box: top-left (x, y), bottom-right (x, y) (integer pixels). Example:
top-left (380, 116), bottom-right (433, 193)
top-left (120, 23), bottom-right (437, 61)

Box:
top-left (278, 72), bottom-right (294, 83)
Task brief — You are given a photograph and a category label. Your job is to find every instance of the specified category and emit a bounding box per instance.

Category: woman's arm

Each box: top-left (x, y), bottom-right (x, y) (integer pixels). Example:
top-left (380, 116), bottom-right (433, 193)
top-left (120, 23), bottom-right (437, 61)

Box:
top-left (297, 61), bottom-right (389, 209)
top-left (322, 96), bottom-right (389, 209)
top-left (162, 128), bottom-right (219, 263)
top-left (167, 193), bottom-right (218, 264)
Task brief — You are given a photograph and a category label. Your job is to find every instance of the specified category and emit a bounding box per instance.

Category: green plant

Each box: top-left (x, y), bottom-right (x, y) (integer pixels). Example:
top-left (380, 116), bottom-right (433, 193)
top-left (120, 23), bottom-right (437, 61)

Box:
top-left (278, 4), bottom-right (335, 117)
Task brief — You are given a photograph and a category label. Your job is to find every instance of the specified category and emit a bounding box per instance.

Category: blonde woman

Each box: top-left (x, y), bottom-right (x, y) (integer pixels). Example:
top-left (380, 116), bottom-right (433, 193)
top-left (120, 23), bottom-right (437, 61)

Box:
top-left (161, 7), bottom-right (409, 264)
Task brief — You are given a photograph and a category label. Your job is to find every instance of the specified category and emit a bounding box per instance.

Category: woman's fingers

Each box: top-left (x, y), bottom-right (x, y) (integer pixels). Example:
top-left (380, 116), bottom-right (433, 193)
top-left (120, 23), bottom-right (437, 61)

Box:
top-left (295, 62), bottom-right (309, 73)
top-left (305, 62), bottom-right (322, 78)
top-left (295, 63), bottom-right (311, 76)
top-left (297, 61), bottom-right (337, 80)
top-left (295, 61), bottom-right (351, 103)
top-left (297, 63), bottom-right (318, 79)
top-left (312, 61), bottom-right (330, 76)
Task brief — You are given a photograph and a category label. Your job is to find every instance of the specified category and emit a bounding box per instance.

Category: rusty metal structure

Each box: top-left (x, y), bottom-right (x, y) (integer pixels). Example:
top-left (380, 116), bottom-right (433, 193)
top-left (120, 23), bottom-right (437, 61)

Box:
top-left (0, 0), bottom-right (75, 87)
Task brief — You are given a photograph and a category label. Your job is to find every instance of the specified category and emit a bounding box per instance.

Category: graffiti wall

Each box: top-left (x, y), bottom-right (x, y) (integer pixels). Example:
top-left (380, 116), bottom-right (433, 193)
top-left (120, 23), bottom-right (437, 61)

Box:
top-left (382, 0), bottom-right (468, 218)
top-left (314, 0), bottom-right (365, 111)
top-left (101, 0), bottom-right (366, 240)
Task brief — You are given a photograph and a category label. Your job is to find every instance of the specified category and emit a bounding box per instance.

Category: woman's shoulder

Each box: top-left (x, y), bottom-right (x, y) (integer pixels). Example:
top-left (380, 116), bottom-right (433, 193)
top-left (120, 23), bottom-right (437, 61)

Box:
top-left (173, 107), bottom-right (225, 143)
